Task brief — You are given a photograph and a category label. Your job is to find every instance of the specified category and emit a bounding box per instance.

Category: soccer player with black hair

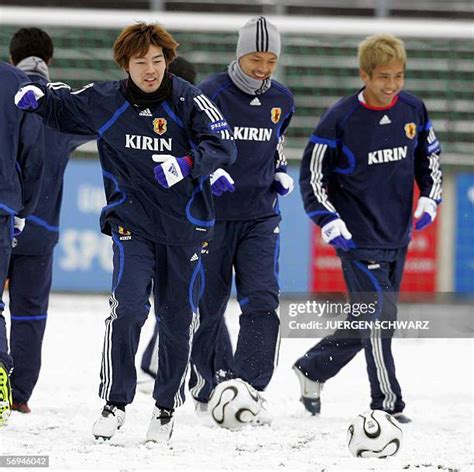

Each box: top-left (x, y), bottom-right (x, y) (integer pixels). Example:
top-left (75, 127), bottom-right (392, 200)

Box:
top-left (294, 34), bottom-right (442, 424)
top-left (7, 27), bottom-right (93, 416)
top-left (15, 22), bottom-right (236, 441)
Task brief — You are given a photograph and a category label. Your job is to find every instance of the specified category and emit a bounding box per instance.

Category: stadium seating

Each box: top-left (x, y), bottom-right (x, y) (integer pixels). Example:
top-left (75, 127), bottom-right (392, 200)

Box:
top-left (0, 25), bottom-right (472, 162)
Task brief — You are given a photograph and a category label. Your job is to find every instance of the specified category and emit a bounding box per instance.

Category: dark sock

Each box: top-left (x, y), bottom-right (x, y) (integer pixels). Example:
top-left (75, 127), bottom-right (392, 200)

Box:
top-left (107, 402), bottom-right (126, 412)
top-left (155, 402), bottom-right (174, 415)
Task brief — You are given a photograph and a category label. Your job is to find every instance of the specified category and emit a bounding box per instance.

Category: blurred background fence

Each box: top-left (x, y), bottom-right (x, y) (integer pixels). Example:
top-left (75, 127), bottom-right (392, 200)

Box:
top-left (0, 3), bottom-right (472, 296)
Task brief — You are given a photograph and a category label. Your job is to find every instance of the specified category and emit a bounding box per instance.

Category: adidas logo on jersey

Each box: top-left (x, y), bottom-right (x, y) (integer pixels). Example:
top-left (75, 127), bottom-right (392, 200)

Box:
top-left (379, 115), bottom-right (391, 125)
top-left (139, 108), bottom-right (152, 117)
top-left (250, 97), bottom-right (261, 106)
top-left (190, 253), bottom-right (199, 262)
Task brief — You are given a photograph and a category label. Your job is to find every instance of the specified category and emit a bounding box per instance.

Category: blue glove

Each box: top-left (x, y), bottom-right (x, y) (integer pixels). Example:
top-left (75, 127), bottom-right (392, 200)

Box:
top-left (13, 217), bottom-right (25, 236)
top-left (14, 85), bottom-right (44, 110)
top-left (210, 169), bottom-right (235, 196)
top-left (414, 196), bottom-right (438, 231)
top-left (321, 218), bottom-right (356, 251)
top-left (272, 171), bottom-right (294, 196)
top-left (154, 156), bottom-right (192, 188)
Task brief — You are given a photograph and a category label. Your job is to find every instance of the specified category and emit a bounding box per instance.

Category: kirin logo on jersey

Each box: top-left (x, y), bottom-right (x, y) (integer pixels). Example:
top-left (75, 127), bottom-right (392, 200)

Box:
top-left (404, 122), bottom-right (417, 139)
top-left (368, 146), bottom-right (408, 165)
top-left (271, 107), bottom-right (282, 124)
top-left (233, 127), bottom-right (273, 141)
top-left (153, 118), bottom-right (167, 135)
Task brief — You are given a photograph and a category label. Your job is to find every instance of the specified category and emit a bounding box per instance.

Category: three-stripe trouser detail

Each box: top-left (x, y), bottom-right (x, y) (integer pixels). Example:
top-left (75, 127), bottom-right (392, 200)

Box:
top-left (99, 226), bottom-right (204, 409)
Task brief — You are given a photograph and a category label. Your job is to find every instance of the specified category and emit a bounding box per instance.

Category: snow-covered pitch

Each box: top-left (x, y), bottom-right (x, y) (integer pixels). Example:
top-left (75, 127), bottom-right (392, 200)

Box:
top-left (2, 294), bottom-right (472, 471)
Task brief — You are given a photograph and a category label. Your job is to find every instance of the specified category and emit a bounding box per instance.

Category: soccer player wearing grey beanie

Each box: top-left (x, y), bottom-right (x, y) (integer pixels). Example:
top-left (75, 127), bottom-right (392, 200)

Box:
top-left (228, 16), bottom-right (281, 95)
top-left (188, 17), bottom-right (295, 426)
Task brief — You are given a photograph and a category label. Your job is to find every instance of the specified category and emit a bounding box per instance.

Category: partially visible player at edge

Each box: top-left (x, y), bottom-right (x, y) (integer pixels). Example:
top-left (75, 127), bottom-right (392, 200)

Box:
top-left (7, 27), bottom-right (93, 416)
top-left (189, 16), bottom-right (295, 423)
top-left (15, 22), bottom-right (236, 442)
top-left (0, 62), bottom-right (44, 426)
top-left (294, 33), bottom-right (442, 424)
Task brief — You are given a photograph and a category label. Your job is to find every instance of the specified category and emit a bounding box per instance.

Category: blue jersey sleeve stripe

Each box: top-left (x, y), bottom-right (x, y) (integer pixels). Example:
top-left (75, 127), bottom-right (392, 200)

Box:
top-left (26, 215), bottom-right (60, 232)
top-left (11, 314), bottom-right (47, 321)
top-left (307, 210), bottom-right (337, 218)
top-left (101, 170), bottom-right (128, 212)
top-left (98, 101), bottom-right (130, 137)
top-left (310, 135), bottom-right (338, 147)
top-left (185, 177), bottom-right (215, 228)
top-left (210, 79), bottom-right (233, 101)
top-left (334, 145), bottom-right (356, 174)
top-left (0, 203), bottom-right (17, 215)
top-left (111, 233), bottom-right (125, 292)
top-left (162, 100), bottom-right (184, 129)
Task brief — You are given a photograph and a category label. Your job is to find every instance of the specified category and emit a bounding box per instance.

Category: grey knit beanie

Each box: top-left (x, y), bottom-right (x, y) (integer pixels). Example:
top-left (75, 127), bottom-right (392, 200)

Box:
top-left (236, 16), bottom-right (281, 59)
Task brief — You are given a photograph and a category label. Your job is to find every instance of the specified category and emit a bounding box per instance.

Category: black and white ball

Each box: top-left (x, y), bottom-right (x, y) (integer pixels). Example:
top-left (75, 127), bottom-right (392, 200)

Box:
top-left (208, 379), bottom-right (261, 429)
top-left (347, 410), bottom-right (403, 458)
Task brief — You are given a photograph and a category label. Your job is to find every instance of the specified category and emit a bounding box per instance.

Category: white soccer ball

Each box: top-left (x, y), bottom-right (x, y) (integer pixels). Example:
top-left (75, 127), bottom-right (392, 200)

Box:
top-left (347, 410), bottom-right (403, 458)
top-left (208, 379), bottom-right (261, 430)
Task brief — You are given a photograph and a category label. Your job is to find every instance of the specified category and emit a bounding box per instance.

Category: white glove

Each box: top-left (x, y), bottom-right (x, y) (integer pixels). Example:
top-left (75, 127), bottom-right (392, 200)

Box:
top-left (210, 168), bottom-right (235, 196)
top-left (321, 218), bottom-right (355, 251)
top-left (210, 168), bottom-right (234, 187)
top-left (414, 196), bottom-right (437, 220)
top-left (14, 217), bottom-right (25, 236)
top-left (273, 172), bottom-right (294, 196)
top-left (14, 85), bottom-right (45, 110)
top-left (154, 156), bottom-right (192, 188)
top-left (414, 196), bottom-right (438, 230)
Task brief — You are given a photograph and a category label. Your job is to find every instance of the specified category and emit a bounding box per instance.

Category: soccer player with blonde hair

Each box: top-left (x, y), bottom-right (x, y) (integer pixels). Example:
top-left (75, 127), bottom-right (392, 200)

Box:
top-left (294, 34), bottom-right (442, 423)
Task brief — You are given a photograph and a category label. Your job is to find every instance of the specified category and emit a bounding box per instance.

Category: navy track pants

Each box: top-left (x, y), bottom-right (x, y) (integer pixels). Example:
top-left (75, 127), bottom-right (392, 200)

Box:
top-left (98, 225), bottom-right (204, 410)
top-left (8, 252), bottom-right (52, 403)
top-left (0, 216), bottom-right (14, 372)
top-left (295, 248), bottom-right (407, 414)
top-left (189, 216), bottom-right (281, 402)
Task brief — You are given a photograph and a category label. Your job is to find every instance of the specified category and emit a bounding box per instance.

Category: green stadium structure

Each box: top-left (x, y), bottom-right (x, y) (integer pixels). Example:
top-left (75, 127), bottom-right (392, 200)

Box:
top-left (0, 21), bottom-right (472, 164)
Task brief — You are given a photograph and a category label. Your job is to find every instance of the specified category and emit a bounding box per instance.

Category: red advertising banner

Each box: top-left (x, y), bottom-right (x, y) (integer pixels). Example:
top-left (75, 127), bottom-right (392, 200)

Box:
top-left (310, 193), bottom-right (439, 293)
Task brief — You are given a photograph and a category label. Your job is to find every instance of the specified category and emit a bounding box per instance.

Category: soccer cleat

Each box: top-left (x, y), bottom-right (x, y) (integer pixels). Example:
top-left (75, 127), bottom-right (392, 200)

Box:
top-left (92, 404), bottom-right (126, 440)
top-left (146, 406), bottom-right (174, 442)
top-left (193, 398), bottom-right (208, 417)
top-left (392, 412), bottom-right (412, 424)
top-left (251, 392), bottom-right (273, 426)
top-left (0, 362), bottom-right (12, 426)
top-left (293, 365), bottom-right (322, 415)
top-left (12, 401), bottom-right (31, 414)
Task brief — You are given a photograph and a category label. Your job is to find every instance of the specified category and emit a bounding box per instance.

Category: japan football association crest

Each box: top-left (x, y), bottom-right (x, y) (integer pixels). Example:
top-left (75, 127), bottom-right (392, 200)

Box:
top-left (404, 122), bottom-right (417, 139)
top-left (271, 107), bottom-right (282, 124)
top-left (153, 118), bottom-right (167, 135)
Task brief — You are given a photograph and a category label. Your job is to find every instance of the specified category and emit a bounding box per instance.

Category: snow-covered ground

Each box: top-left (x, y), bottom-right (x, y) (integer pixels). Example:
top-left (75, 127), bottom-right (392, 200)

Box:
top-left (1, 294), bottom-right (473, 471)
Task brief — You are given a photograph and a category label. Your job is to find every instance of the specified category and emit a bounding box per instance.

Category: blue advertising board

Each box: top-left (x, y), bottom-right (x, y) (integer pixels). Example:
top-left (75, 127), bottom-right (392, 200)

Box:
top-left (52, 160), bottom-right (112, 292)
top-left (52, 160), bottom-right (310, 293)
top-left (455, 173), bottom-right (474, 293)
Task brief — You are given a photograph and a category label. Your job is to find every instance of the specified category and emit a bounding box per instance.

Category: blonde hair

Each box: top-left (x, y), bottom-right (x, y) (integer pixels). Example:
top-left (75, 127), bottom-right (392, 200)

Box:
top-left (358, 34), bottom-right (406, 76)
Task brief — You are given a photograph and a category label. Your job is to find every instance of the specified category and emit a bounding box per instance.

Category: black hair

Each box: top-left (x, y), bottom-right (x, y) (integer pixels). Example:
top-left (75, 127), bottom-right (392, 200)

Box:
top-left (169, 56), bottom-right (197, 85)
top-left (10, 27), bottom-right (54, 65)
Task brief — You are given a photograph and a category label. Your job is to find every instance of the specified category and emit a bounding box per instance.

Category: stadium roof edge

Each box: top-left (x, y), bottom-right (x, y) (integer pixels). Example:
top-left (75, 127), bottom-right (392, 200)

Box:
top-left (0, 7), bottom-right (473, 38)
